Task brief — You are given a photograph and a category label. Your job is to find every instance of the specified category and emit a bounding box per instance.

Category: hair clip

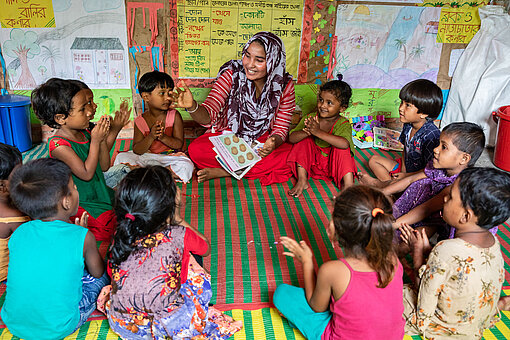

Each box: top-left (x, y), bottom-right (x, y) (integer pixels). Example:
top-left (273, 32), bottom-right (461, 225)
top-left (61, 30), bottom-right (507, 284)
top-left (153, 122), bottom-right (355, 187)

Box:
top-left (125, 213), bottom-right (135, 221)
top-left (337, 74), bottom-right (343, 81)
top-left (371, 208), bottom-right (384, 217)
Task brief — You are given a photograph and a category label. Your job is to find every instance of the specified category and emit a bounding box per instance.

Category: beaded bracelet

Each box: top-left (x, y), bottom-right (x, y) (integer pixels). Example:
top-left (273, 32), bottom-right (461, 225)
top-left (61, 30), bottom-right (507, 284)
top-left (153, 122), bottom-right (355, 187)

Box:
top-left (185, 101), bottom-right (199, 114)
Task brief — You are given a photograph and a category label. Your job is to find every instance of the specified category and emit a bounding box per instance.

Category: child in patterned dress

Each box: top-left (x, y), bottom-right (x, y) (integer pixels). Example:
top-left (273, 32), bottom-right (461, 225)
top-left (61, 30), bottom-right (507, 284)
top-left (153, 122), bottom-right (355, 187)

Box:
top-left (384, 122), bottom-right (488, 241)
top-left (400, 167), bottom-right (510, 339)
top-left (107, 166), bottom-right (241, 339)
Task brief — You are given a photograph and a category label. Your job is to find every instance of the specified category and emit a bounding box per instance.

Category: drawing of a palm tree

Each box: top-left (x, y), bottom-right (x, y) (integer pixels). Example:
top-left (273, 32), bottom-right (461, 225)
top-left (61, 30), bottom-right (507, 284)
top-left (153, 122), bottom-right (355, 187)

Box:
top-left (405, 44), bottom-right (425, 67)
top-left (394, 38), bottom-right (407, 67)
top-left (41, 44), bottom-right (61, 76)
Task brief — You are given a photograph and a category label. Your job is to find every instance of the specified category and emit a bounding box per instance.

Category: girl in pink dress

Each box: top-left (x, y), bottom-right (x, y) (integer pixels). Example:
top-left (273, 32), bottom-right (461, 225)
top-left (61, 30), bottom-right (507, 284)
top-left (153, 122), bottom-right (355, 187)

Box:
top-left (274, 185), bottom-right (404, 340)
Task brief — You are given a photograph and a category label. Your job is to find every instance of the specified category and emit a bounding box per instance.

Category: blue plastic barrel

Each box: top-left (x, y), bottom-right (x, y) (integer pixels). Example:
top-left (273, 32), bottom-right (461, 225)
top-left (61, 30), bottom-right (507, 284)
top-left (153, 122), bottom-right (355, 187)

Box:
top-left (0, 95), bottom-right (32, 152)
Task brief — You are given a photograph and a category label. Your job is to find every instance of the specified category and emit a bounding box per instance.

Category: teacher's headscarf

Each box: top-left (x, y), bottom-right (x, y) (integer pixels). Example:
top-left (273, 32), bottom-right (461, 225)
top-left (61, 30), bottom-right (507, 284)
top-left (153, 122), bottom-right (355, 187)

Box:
top-left (218, 31), bottom-right (293, 143)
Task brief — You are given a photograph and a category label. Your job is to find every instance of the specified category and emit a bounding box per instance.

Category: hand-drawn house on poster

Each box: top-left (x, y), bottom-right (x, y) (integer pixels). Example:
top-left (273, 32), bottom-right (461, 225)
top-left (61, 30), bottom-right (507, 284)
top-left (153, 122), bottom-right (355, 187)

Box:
top-left (70, 37), bottom-right (126, 85)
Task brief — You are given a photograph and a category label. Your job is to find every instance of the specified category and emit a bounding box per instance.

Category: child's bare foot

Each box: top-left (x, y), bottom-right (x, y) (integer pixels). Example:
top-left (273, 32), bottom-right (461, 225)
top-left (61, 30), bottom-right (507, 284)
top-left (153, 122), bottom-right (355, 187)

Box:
top-left (288, 179), bottom-right (308, 197)
top-left (197, 168), bottom-right (229, 183)
top-left (357, 171), bottom-right (382, 187)
top-left (498, 296), bottom-right (510, 311)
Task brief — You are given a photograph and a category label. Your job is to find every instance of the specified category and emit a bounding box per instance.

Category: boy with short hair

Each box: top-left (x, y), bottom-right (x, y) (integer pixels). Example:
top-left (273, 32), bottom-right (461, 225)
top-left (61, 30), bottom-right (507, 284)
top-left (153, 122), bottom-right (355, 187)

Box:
top-left (387, 122), bottom-right (486, 239)
top-left (114, 71), bottom-right (194, 182)
top-left (1, 158), bottom-right (108, 339)
top-left (361, 79), bottom-right (442, 186)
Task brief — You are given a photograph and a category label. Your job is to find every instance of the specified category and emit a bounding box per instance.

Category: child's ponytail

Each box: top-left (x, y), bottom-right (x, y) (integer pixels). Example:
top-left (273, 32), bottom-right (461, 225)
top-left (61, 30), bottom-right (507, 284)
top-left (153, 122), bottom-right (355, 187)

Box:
top-left (332, 186), bottom-right (396, 288)
top-left (109, 166), bottom-right (177, 268)
top-left (365, 208), bottom-right (396, 288)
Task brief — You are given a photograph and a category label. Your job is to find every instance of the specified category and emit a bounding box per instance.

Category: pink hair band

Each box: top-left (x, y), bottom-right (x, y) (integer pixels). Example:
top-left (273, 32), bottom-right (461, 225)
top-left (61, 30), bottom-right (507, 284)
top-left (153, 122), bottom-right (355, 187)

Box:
top-left (125, 213), bottom-right (135, 221)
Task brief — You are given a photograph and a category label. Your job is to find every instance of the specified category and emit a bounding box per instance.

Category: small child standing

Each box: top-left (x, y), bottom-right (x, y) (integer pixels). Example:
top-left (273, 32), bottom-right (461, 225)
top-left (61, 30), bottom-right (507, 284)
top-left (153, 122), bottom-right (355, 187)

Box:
top-left (362, 79), bottom-right (442, 186)
top-left (287, 76), bottom-right (356, 197)
top-left (32, 78), bottom-right (116, 241)
top-left (0, 143), bottom-right (29, 281)
top-left (1, 158), bottom-right (108, 339)
top-left (107, 166), bottom-right (240, 339)
top-left (114, 71), bottom-right (194, 182)
top-left (274, 185), bottom-right (404, 339)
top-left (385, 122), bottom-right (487, 239)
top-left (400, 167), bottom-right (510, 339)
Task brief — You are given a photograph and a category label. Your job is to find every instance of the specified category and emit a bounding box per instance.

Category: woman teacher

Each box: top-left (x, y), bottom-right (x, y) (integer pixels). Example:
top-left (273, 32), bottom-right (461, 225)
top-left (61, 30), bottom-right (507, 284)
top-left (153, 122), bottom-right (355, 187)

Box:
top-left (173, 31), bottom-right (295, 185)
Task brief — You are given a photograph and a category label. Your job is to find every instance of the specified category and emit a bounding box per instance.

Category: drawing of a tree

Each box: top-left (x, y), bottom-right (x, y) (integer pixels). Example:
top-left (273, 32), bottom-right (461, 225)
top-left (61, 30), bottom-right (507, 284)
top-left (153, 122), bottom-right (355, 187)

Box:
top-left (4, 29), bottom-right (40, 89)
top-left (41, 44), bottom-right (61, 76)
top-left (405, 44), bottom-right (425, 67)
top-left (394, 38), bottom-right (407, 67)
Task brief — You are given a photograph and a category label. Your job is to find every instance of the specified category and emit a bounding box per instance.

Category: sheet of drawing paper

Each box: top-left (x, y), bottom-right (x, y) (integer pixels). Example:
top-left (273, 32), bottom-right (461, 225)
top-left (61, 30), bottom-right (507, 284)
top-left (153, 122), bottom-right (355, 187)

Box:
top-left (176, 0), bottom-right (303, 79)
top-left (0, 0), bottom-right (130, 90)
top-left (332, 5), bottom-right (441, 90)
top-left (1, 0), bottom-right (55, 28)
top-left (437, 7), bottom-right (480, 44)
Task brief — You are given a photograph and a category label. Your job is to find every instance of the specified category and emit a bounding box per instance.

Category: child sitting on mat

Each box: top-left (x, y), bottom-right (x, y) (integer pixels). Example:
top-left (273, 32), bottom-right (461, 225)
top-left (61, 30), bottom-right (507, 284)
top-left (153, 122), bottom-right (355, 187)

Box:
top-left (384, 122), bottom-right (489, 241)
top-left (70, 79), bottom-right (132, 188)
top-left (360, 79), bottom-right (442, 187)
top-left (274, 185), bottom-right (404, 339)
top-left (32, 78), bottom-right (119, 241)
top-left (400, 167), bottom-right (510, 339)
top-left (0, 143), bottom-right (30, 282)
top-left (114, 71), bottom-right (194, 182)
top-left (107, 166), bottom-right (240, 339)
top-left (1, 158), bottom-right (109, 339)
top-left (287, 75), bottom-right (356, 197)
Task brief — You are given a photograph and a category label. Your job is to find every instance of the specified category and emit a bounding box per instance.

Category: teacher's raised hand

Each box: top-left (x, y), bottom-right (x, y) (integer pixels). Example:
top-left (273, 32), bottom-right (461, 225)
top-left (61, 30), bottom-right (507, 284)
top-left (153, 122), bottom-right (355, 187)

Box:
top-left (171, 81), bottom-right (211, 125)
top-left (171, 81), bottom-right (195, 110)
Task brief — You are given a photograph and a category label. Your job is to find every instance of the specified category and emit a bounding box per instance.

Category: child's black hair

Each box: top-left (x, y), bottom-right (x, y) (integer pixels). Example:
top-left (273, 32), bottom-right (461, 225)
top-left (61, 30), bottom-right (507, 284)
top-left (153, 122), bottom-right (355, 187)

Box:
top-left (8, 158), bottom-right (72, 220)
top-left (0, 143), bottom-right (22, 180)
top-left (332, 185), bottom-right (395, 288)
top-left (399, 79), bottom-right (443, 120)
top-left (442, 122), bottom-right (485, 166)
top-left (110, 166), bottom-right (177, 267)
top-left (31, 78), bottom-right (82, 129)
top-left (319, 75), bottom-right (352, 108)
top-left (457, 167), bottom-right (510, 229)
top-left (69, 79), bottom-right (89, 90)
top-left (138, 71), bottom-right (175, 94)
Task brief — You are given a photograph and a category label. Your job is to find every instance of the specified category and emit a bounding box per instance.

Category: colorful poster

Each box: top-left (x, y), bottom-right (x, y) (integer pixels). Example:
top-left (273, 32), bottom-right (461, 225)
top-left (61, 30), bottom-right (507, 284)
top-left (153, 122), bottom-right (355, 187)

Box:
top-left (437, 8), bottom-right (480, 44)
top-left (1, 0), bottom-right (55, 28)
top-left (0, 0), bottom-right (130, 90)
top-left (332, 5), bottom-right (442, 90)
top-left (177, 0), bottom-right (303, 78)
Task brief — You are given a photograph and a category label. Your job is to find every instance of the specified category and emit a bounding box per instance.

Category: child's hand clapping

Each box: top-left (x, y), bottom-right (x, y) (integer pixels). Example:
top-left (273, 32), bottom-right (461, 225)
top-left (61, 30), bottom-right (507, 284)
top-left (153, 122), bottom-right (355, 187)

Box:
top-left (112, 100), bottom-right (131, 131)
top-left (399, 224), bottom-right (431, 266)
top-left (150, 121), bottom-right (164, 140)
top-left (304, 116), bottom-right (320, 135)
top-left (91, 115), bottom-right (110, 143)
top-left (280, 236), bottom-right (314, 266)
top-left (75, 212), bottom-right (89, 228)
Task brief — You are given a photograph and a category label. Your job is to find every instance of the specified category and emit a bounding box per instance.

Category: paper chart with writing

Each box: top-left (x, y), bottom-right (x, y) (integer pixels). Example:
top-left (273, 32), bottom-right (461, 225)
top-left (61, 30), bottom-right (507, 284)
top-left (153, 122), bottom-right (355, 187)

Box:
top-left (437, 8), bottom-right (480, 44)
top-left (177, 0), bottom-right (303, 78)
top-left (1, 0), bottom-right (55, 28)
top-left (210, 133), bottom-right (261, 172)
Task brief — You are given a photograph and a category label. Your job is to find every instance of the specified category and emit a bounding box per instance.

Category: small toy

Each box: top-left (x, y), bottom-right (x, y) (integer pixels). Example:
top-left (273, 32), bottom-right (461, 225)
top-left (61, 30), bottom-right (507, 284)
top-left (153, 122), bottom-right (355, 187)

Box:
top-left (350, 115), bottom-right (385, 148)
